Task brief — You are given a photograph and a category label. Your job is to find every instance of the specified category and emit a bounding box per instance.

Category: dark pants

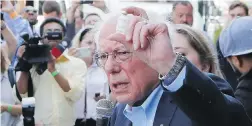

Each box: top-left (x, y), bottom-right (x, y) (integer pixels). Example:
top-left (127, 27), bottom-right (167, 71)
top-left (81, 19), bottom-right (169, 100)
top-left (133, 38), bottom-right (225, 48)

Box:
top-left (75, 118), bottom-right (96, 126)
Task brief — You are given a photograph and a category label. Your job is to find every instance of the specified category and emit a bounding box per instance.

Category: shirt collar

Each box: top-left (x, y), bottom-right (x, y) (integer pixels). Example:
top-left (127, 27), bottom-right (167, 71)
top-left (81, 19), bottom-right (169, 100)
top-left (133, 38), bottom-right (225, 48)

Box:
top-left (123, 85), bottom-right (163, 121)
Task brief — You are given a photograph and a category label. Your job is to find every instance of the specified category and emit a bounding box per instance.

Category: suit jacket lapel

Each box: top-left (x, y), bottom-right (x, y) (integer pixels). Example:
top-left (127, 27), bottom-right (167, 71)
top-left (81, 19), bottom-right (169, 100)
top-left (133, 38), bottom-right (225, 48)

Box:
top-left (153, 92), bottom-right (177, 126)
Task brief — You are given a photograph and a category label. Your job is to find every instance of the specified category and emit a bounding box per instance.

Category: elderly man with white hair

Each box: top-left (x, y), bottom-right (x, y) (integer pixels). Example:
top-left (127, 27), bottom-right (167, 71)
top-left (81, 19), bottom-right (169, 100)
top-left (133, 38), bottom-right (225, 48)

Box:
top-left (94, 7), bottom-right (252, 126)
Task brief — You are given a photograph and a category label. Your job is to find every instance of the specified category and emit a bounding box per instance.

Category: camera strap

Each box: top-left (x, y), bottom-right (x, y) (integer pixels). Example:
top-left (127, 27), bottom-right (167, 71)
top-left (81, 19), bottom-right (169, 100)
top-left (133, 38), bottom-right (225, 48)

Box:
top-left (8, 44), bottom-right (20, 88)
top-left (9, 44), bottom-right (34, 102)
top-left (14, 71), bottom-right (33, 102)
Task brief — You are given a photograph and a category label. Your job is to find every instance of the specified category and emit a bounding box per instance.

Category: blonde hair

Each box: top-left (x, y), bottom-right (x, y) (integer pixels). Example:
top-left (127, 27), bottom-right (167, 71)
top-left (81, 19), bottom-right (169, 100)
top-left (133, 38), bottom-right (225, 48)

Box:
top-left (174, 24), bottom-right (223, 78)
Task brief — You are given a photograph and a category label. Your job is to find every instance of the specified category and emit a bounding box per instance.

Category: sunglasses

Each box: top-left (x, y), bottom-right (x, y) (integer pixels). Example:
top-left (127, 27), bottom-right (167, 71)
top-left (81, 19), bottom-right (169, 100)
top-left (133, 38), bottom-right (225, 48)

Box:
top-left (25, 9), bottom-right (37, 14)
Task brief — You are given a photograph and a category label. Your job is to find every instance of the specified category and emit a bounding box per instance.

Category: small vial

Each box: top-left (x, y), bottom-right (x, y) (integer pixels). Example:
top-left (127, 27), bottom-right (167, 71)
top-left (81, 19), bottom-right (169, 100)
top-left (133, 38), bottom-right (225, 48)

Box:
top-left (116, 11), bottom-right (130, 34)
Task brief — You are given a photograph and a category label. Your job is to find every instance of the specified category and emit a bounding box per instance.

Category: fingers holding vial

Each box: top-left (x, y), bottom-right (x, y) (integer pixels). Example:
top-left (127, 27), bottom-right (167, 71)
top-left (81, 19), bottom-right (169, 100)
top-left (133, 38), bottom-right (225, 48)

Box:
top-left (116, 11), bottom-right (148, 50)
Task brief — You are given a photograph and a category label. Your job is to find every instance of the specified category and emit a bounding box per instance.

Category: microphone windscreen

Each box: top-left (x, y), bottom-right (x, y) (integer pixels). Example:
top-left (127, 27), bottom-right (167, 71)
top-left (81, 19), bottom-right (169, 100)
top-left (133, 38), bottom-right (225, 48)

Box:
top-left (96, 99), bottom-right (115, 118)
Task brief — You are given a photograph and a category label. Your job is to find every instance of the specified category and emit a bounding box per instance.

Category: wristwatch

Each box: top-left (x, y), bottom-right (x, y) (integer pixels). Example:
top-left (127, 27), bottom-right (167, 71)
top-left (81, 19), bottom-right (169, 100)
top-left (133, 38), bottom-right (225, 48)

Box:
top-left (159, 53), bottom-right (186, 90)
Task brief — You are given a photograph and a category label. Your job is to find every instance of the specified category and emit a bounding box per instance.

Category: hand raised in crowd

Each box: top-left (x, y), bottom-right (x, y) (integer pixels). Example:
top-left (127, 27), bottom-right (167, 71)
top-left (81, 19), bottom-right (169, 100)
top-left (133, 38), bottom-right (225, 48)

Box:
top-left (0, 0), bottom-right (15, 14)
top-left (122, 6), bottom-right (149, 20)
top-left (92, 0), bottom-right (107, 12)
top-left (66, 0), bottom-right (81, 23)
top-left (108, 15), bottom-right (176, 76)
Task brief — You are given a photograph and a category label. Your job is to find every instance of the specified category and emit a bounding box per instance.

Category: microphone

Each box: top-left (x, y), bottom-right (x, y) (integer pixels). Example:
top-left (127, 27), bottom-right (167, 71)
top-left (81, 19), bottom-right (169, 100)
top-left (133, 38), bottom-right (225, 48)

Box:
top-left (96, 99), bottom-right (115, 126)
top-left (22, 97), bottom-right (35, 126)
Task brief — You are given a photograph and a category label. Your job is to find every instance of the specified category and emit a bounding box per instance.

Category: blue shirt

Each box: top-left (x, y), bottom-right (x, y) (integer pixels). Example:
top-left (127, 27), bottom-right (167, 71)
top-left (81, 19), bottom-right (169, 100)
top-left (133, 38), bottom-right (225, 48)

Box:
top-left (2, 12), bottom-right (33, 65)
top-left (3, 12), bottom-right (33, 39)
top-left (123, 67), bottom-right (186, 126)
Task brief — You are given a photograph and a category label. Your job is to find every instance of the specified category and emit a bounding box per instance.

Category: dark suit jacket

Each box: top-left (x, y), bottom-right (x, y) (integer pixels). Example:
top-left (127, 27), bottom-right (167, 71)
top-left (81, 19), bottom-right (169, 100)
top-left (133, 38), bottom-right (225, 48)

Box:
top-left (235, 69), bottom-right (252, 120)
top-left (109, 60), bottom-right (252, 126)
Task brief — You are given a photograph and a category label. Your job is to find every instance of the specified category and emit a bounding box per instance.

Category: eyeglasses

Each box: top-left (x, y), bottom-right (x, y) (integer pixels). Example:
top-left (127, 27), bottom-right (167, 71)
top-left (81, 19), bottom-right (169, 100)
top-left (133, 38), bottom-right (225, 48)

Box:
top-left (95, 50), bottom-right (132, 67)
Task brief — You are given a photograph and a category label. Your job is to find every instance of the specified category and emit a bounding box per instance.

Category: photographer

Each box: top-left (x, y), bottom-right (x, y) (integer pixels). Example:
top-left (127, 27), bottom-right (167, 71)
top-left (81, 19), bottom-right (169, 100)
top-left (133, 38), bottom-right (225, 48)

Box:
top-left (13, 18), bottom-right (87, 126)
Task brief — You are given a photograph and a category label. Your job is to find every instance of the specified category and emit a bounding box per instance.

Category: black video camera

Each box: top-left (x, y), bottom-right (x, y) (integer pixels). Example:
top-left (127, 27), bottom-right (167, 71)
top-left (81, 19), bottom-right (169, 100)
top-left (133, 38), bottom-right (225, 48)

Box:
top-left (16, 32), bottom-right (64, 75)
top-left (21, 31), bottom-right (63, 64)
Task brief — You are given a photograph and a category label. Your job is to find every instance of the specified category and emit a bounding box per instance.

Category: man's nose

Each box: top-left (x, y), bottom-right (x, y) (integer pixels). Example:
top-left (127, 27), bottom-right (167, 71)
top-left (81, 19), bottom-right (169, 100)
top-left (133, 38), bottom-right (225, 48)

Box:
top-left (105, 56), bottom-right (121, 74)
top-left (181, 15), bottom-right (187, 23)
top-left (28, 12), bottom-right (34, 16)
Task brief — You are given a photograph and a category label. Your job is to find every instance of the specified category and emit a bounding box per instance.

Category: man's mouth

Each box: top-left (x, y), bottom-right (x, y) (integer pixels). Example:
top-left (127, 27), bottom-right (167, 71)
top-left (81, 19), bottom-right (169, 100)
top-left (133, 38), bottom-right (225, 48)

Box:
top-left (112, 82), bottom-right (129, 93)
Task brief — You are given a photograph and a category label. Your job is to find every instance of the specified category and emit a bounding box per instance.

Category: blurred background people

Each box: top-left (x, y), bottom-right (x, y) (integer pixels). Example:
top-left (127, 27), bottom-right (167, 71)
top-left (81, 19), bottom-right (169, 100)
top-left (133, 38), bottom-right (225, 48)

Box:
top-left (21, 6), bottom-right (38, 35)
top-left (14, 18), bottom-right (86, 126)
top-left (228, 1), bottom-right (249, 22)
top-left (171, 1), bottom-right (193, 26)
top-left (172, 24), bottom-right (223, 78)
top-left (84, 13), bottom-right (102, 26)
top-left (35, 1), bottom-right (63, 37)
top-left (0, 0), bottom-right (251, 125)
top-left (216, 1), bottom-right (249, 90)
top-left (1, 19), bottom-right (22, 126)
top-left (0, 0), bottom-right (33, 41)
top-left (70, 26), bottom-right (109, 126)
top-left (74, 7), bottom-right (85, 33)
top-left (65, 0), bottom-right (103, 44)
top-left (219, 16), bottom-right (252, 120)
top-left (42, 1), bottom-right (62, 19)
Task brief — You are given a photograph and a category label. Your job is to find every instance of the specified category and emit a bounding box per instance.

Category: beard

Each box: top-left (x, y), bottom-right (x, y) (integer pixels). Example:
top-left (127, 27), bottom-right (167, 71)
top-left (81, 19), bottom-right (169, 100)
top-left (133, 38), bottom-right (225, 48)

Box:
top-left (29, 19), bottom-right (38, 26)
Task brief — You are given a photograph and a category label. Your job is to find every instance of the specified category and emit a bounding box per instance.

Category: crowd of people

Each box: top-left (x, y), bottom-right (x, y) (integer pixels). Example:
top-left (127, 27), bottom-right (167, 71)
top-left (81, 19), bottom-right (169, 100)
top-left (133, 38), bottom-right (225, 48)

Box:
top-left (1, 0), bottom-right (252, 126)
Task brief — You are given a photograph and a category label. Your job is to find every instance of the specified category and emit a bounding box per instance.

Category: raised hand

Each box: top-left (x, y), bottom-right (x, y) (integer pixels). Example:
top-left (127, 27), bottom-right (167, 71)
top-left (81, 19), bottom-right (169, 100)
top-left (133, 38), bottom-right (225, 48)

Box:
top-left (1, 0), bottom-right (15, 13)
top-left (122, 6), bottom-right (149, 20)
top-left (107, 15), bottom-right (176, 76)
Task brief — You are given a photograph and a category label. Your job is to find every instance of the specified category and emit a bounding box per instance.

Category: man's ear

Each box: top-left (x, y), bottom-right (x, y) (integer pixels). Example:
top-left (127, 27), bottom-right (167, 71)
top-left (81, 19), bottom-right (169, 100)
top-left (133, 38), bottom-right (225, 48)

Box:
top-left (228, 56), bottom-right (243, 69)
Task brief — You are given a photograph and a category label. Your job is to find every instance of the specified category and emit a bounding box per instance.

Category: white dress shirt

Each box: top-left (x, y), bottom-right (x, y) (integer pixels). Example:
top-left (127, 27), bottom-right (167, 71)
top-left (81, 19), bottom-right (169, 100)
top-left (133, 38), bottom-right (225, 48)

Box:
top-left (74, 64), bottom-right (109, 120)
top-left (13, 53), bottom-right (87, 126)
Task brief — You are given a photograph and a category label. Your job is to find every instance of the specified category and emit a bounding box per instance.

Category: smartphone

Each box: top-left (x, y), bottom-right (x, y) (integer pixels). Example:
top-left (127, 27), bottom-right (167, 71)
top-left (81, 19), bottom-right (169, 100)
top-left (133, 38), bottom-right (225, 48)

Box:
top-left (80, 0), bottom-right (93, 4)
top-left (74, 47), bottom-right (91, 58)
